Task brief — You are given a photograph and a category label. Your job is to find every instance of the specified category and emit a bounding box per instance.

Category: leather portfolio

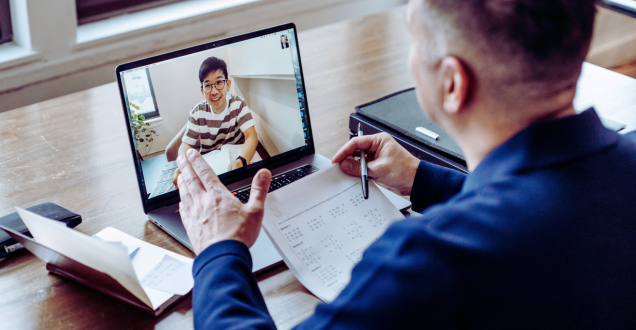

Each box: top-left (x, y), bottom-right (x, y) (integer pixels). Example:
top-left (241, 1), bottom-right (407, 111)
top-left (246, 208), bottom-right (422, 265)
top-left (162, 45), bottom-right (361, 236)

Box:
top-left (350, 88), bottom-right (468, 173)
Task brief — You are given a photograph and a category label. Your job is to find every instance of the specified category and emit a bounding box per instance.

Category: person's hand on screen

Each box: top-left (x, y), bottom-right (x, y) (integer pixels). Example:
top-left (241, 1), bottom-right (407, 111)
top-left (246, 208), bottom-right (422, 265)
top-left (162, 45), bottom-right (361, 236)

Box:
top-left (172, 168), bottom-right (181, 189)
top-left (332, 132), bottom-right (420, 196)
top-left (177, 149), bottom-right (272, 254)
top-left (228, 159), bottom-right (244, 171)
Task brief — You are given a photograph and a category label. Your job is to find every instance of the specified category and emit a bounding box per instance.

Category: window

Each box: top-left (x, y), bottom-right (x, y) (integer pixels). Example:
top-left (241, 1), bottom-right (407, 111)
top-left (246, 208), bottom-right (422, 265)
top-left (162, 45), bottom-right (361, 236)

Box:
top-left (76, 0), bottom-right (180, 25)
top-left (0, 0), bottom-right (12, 46)
top-left (122, 68), bottom-right (160, 120)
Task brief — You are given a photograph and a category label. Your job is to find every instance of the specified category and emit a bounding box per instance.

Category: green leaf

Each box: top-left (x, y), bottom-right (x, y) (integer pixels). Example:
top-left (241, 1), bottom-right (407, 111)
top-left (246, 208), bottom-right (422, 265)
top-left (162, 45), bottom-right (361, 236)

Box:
top-left (139, 115), bottom-right (145, 120)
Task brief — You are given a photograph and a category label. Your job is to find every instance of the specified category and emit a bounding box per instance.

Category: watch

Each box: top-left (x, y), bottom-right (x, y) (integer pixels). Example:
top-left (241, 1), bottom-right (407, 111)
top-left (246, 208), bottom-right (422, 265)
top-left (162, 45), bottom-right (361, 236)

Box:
top-left (237, 156), bottom-right (247, 167)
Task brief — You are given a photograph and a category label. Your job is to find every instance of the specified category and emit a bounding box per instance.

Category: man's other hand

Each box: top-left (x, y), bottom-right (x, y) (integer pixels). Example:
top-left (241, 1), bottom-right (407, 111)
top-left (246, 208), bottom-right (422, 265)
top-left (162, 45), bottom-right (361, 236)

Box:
top-left (228, 159), bottom-right (244, 171)
top-left (332, 133), bottom-right (420, 196)
top-left (177, 149), bottom-right (272, 255)
top-left (172, 168), bottom-right (181, 189)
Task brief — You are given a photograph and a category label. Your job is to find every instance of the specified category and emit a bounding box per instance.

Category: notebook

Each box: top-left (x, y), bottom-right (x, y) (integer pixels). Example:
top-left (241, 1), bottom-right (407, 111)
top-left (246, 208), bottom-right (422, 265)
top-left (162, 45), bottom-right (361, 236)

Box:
top-left (0, 208), bottom-right (193, 316)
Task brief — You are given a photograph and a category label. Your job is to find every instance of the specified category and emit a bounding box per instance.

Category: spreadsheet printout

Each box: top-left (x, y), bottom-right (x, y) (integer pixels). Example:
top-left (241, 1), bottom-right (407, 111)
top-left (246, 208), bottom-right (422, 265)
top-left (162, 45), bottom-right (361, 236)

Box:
top-left (262, 164), bottom-right (404, 302)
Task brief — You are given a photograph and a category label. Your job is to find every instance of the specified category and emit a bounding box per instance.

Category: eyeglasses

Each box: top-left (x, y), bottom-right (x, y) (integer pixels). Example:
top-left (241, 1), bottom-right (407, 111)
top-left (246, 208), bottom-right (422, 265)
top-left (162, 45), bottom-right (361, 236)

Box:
top-left (202, 79), bottom-right (228, 93)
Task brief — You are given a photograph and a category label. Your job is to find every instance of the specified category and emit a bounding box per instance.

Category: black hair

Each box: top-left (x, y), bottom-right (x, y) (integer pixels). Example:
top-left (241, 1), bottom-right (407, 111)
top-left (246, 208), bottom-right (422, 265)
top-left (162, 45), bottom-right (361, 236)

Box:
top-left (425, 0), bottom-right (597, 82)
top-left (199, 57), bottom-right (228, 86)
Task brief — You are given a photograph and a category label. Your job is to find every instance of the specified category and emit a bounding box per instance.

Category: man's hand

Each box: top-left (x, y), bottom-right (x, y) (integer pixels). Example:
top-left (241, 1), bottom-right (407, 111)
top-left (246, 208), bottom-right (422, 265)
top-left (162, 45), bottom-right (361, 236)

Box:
top-left (228, 159), bottom-right (245, 171)
top-left (177, 148), bottom-right (272, 255)
top-left (172, 168), bottom-right (181, 189)
top-left (332, 132), bottom-right (420, 196)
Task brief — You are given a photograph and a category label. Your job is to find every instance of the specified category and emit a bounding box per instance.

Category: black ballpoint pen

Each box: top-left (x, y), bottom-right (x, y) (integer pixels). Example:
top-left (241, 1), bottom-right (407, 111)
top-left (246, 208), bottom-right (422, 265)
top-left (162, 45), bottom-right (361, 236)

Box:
top-left (358, 123), bottom-right (369, 199)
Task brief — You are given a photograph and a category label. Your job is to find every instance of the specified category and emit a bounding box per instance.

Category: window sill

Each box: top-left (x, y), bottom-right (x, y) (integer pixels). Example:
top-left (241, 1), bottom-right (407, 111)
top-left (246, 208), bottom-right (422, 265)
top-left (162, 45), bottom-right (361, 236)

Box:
top-left (143, 116), bottom-right (163, 128)
top-left (0, 43), bottom-right (39, 70)
top-left (75, 0), bottom-right (261, 48)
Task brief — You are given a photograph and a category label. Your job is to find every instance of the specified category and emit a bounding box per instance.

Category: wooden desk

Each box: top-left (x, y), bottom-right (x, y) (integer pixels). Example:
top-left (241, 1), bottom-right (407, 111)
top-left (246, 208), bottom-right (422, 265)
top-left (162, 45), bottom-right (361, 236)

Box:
top-left (1, 5), bottom-right (635, 330)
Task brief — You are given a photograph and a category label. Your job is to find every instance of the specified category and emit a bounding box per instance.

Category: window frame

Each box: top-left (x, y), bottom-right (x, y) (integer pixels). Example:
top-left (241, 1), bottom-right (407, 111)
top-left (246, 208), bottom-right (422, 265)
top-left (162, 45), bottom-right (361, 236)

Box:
top-left (76, 0), bottom-right (180, 25)
top-left (0, 0), bottom-right (12, 46)
top-left (121, 68), bottom-right (161, 120)
top-left (599, 0), bottom-right (636, 19)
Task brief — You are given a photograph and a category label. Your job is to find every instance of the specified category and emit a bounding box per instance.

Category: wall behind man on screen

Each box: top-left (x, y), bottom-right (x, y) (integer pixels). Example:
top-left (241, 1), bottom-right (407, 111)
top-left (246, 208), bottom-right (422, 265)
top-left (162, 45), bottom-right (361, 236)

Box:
top-left (228, 34), bottom-right (303, 156)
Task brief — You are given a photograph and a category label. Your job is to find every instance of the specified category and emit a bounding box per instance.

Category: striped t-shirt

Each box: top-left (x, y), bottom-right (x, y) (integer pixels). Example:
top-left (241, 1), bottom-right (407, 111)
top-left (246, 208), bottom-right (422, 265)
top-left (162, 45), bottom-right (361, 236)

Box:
top-left (182, 94), bottom-right (256, 153)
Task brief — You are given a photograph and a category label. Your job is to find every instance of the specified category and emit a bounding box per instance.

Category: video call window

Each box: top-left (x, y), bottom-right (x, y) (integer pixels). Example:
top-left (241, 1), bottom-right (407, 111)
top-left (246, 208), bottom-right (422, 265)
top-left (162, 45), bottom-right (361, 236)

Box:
top-left (121, 30), bottom-right (308, 200)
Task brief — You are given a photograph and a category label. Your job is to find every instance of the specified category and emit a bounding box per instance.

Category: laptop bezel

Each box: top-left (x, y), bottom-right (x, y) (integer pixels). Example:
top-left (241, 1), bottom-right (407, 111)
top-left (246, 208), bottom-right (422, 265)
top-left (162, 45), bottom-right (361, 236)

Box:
top-left (115, 23), bottom-right (316, 214)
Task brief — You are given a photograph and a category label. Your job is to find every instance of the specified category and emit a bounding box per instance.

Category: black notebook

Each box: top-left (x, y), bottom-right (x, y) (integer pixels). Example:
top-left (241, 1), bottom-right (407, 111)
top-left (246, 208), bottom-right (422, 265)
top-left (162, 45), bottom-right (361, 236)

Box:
top-left (355, 88), bottom-right (464, 160)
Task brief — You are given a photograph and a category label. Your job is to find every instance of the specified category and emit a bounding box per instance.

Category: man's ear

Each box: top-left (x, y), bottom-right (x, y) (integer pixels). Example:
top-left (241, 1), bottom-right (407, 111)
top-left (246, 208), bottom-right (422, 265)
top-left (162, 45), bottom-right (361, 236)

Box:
top-left (440, 56), bottom-right (470, 115)
top-left (226, 79), bottom-right (232, 91)
top-left (201, 87), bottom-right (204, 96)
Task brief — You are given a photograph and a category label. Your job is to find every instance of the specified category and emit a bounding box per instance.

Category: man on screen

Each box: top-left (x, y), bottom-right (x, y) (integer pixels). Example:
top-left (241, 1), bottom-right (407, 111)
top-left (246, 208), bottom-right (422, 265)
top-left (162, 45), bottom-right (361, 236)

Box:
top-left (173, 57), bottom-right (258, 186)
top-left (281, 35), bottom-right (289, 49)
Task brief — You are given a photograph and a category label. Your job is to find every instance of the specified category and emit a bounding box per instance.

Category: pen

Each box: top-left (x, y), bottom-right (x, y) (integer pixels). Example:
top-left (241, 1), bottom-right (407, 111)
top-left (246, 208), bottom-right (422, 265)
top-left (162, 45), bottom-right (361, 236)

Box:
top-left (358, 123), bottom-right (369, 199)
top-left (416, 126), bottom-right (439, 140)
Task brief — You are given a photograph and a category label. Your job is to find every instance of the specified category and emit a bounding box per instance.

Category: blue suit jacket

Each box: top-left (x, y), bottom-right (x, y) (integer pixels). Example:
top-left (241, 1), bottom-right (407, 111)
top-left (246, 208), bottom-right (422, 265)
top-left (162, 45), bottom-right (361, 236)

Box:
top-left (192, 109), bottom-right (636, 329)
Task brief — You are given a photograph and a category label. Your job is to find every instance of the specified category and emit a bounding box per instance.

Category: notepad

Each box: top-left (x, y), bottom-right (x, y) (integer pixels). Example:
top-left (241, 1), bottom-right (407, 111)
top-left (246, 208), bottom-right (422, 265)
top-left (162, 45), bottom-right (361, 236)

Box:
top-left (202, 146), bottom-right (231, 175)
top-left (262, 164), bottom-right (405, 302)
top-left (12, 209), bottom-right (194, 316)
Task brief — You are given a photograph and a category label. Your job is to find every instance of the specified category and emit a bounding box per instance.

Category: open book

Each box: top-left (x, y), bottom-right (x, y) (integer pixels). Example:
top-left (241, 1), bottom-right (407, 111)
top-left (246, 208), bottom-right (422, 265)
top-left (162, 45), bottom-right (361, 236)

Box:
top-left (262, 164), bottom-right (405, 302)
top-left (0, 208), bottom-right (193, 316)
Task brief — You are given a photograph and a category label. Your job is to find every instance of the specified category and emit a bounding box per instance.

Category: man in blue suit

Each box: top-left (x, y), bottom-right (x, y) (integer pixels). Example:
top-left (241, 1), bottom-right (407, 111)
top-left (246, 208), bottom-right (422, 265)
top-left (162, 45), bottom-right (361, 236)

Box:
top-left (175, 0), bottom-right (636, 328)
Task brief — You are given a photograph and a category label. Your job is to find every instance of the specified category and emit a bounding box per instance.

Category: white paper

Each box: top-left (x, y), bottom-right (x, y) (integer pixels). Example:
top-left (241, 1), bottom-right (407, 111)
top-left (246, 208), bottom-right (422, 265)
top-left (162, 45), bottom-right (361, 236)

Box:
top-left (95, 227), bottom-right (194, 307)
top-left (202, 144), bottom-right (263, 175)
top-left (140, 254), bottom-right (194, 295)
top-left (15, 208), bottom-right (152, 308)
top-left (262, 164), bottom-right (404, 302)
top-left (202, 147), bottom-right (231, 175)
top-left (92, 235), bottom-right (139, 257)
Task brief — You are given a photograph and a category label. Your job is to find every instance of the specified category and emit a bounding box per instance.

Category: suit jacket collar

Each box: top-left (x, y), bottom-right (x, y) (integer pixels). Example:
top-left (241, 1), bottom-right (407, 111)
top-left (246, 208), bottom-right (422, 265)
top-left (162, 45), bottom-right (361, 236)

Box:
top-left (462, 108), bottom-right (619, 193)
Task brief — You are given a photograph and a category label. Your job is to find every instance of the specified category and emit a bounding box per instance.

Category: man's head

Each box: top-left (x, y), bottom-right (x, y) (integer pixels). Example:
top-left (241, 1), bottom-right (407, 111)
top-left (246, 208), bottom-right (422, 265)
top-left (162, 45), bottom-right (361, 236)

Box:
top-left (199, 57), bottom-right (232, 113)
top-left (406, 0), bottom-right (597, 168)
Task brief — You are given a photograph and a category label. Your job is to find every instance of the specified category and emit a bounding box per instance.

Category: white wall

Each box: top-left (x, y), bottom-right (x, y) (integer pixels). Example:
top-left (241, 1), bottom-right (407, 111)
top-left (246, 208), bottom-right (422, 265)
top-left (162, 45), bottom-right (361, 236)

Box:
top-left (235, 77), bottom-right (305, 155)
top-left (228, 32), bottom-right (295, 77)
top-left (230, 33), bottom-right (304, 155)
top-left (0, 0), bottom-right (409, 113)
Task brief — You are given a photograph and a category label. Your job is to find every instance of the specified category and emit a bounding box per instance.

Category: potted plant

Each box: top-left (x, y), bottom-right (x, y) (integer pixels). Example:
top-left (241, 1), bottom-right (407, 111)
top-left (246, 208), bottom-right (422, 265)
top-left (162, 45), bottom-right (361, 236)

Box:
top-left (129, 102), bottom-right (159, 157)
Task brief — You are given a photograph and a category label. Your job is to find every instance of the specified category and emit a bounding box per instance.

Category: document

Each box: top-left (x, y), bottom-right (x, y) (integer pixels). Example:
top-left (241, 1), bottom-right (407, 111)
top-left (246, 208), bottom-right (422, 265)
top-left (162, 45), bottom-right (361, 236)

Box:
top-left (141, 254), bottom-right (193, 295)
top-left (200, 144), bottom-right (263, 175)
top-left (202, 146), bottom-right (231, 175)
top-left (94, 227), bottom-right (194, 308)
top-left (16, 207), bottom-right (152, 307)
top-left (262, 164), bottom-right (404, 302)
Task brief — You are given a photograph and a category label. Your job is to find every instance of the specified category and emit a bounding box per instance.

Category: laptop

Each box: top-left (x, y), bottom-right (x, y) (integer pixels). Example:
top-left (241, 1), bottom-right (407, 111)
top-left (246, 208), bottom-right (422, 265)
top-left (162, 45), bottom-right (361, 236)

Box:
top-left (116, 23), bottom-right (410, 273)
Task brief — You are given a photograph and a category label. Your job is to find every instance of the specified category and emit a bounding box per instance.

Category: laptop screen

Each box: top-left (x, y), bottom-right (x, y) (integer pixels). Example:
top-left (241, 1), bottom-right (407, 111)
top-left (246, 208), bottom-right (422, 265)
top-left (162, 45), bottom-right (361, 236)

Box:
top-left (118, 25), bottom-right (311, 201)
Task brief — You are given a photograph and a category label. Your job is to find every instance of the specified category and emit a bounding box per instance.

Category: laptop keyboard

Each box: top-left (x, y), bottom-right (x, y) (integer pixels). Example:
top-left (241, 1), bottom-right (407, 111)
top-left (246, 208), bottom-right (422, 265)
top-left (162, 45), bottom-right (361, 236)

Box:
top-left (233, 165), bottom-right (319, 204)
